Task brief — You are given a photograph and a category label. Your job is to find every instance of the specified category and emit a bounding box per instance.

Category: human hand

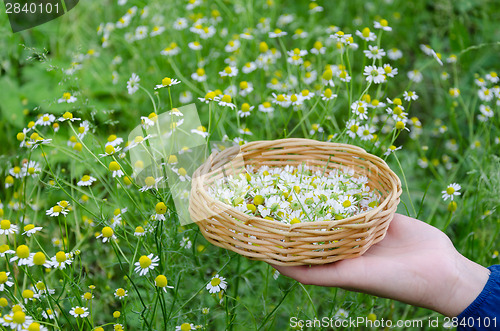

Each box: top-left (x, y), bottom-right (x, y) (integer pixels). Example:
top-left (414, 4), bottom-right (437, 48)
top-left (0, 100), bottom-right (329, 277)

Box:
top-left (272, 213), bottom-right (490, 317)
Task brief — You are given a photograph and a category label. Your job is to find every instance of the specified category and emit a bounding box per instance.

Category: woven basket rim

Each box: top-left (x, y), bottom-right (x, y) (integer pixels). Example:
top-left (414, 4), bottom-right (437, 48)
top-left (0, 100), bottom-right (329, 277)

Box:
top-left (192, 138), bottom-right (401, 230)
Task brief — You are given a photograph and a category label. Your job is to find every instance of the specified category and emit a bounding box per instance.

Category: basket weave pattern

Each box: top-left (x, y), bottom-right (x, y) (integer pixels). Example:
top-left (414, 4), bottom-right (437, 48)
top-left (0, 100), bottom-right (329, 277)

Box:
top-left (189, 138), bottom-right (402, 266)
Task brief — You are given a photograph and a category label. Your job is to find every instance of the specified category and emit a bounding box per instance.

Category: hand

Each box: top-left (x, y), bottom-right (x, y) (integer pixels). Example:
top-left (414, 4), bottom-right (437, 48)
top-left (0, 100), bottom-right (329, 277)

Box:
top-left (271, 213), bottom-right (490, 317)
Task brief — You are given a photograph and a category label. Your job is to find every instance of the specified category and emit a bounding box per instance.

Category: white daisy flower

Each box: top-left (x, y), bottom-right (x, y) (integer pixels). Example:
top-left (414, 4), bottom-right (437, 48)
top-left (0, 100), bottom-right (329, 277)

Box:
top-left (441, 183), bottom-right (461, 201)
top-left (134, 254), bottom-right (159, 276)
top-left (206, 274), bottom-right (228, 293)
top-left (69, 306), bottom-right (89, 318)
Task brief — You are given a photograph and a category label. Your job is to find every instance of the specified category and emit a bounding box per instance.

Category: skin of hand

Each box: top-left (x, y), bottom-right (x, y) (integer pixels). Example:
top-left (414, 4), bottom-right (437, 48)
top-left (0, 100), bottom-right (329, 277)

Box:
top-left (272, 213), bottom-right (490, 317)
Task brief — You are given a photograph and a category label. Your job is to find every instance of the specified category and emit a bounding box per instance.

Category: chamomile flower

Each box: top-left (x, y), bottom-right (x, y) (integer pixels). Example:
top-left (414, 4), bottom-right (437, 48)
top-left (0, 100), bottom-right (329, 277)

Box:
top-left (134, 254), bottom-right (159, 276)
top-left (108, 161), bottom-right (124, 178)
top-left (477, 87), bottom-right (493, 102)
top-left (387, 48), bottom-right (403, 60)
top-left (50, 251), bottom-right (73, 269)
top-left (58, 92), bottom-right (77, 103)
top-left (155, 274), bottom-right (174, 292)
top-left (173, 17), bottom-right (188, 30)
top-left (346, 119), bottom-right (361, 139)
top-left (134, 226), bottom-right (147, 237)
top-left (77, 175), bottom-right (97, 186)
top-left (218, 94), bottom-right (236, 109)
top-left (191, 126), bottom-right (209, 138)
top-left (356, 27), bottom-right (376, 41)
top-left (139, 176), bottom-right (163, 192)
top-left (36, 113), bottom-right (56, 127)
top-left (191, 68), bottom-right (207, 82)
top-left (403, 91), bottom-right (419, 101)
top-left (374, 18), bottom-right (392, 31)
top-left (364, 45), bottom-right (386, 60)
top-left (0, 271), bottom-right (14, 291)
top-left (258, 101), bottom-right (274, 113)
top-left (96, 226), bottom-right (116, 243)
top-left (176, 323), bottom-right (195, 331)
top-left (351, 101), bottom-right (369, 119)
top-left (364, 65), bottom-right (385, 84)
top-left (269, 28), bottom-right (287, 38)
top-left (383, 64), bottom-right (398, 78)
top-left (10, 245), bottom-right (34, 266)
top-left (242, 62), bottom-right (257, 74)
top-left (486, 71), bottom-right (499, 83)
top-left (219, 66), bottom-right (238, 77)
top-left (359, 124), bottom-right (376, 141)
top-left (150, 25), bottom-right (165, 37)
top-left (237, 103), bottom-right (254, 118)
top-left (179, 90), bottom-right (193, 103)
top-left (407, 69), bottom-right (423, 83)
top-left (46, 203), bottom-right (70, 217)
top-left (58, 111), bottom-right (81, 122)
top-left (4, 310), bottom-right (34, 330)
top-left (442, 183), bottom-right (461, 201)
top-left (239, 81), bottom-right (254, 96)
top-left (127, 73), bottom-right (140, 94)
top-left (321, 89), bottom-right (337, 101)
top-left (22, 224), bottom-right (42, 237)
top-left (0, 244), bottom-right (15, 257)
top-left (384, 145), bottom-right (402, 156)
top-left (69, 306), bottom-right (89, 318)
top-left (206, 274), bottom-right (228, 293)
top-left (155, 77), bottom-right (181, 89)
top-left (114, 288), bottom-right (128, 300)
top-left (0, 219), bottom-right (19, 236)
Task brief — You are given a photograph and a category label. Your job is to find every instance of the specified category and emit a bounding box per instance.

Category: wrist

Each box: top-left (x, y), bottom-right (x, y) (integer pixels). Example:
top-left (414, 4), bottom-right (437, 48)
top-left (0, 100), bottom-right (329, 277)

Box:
top-left (436, 253), bottom-right (490, 317)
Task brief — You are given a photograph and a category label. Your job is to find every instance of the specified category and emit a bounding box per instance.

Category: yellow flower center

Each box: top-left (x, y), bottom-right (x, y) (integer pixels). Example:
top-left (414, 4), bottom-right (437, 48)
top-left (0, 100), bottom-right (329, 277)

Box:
top-left (139, 255), bottom-right (152, 268)
top-left (105, 145), bottom-right (115, 154)
top-left (196, 68), bottom-right (205, 76)
top-left (380, 19), bottom-right (388, 26)
top-left (28, 322), bottom-right (41, 331)
top-left (109, 161), bottom-right (120, 171)
top-left (162, 77), bottom-right (172, 86)
top-left (56, 251), bottom-right (67, 263)
top-left (145, 177), bottom-right (156, 186)
top-left (24, 224), bottom-right (35, 231)
top-left (74, 307), bottom-right (85, 315)
top-left (116, 288), bottom-right (126, 296)
top-left (33, 252), bottom-right (46, 265)
top-left (350, 125), bottom-right (359, 133)
top-left (22, 289), bottom-right (34, 299)
top-left (43, 116), bottom-right (50, 122)
top-left (362, 27), bottom-right (371, 37)
top-left (178, 168), bottom-right (187, 176)
top-left (155, 275), bottom-right (168, 287)
top-left (342, 200), bottom-right (352, 208)
top-left (17, 245), bottom-right (30, 258)
top-left (180, 323), bottom-right (192, 331)
top-left (155, 202), bottom-right (167, 214)
top-left (204, 91), bottom-right (216, 100)
top-left (0, 219), bottom-right (11, 230)
top-left (135, 226), bottom-right (145, 233)
top-left (446, 187), bottom-right (455, 195)
top-left (63, 92), bottom-right (71, 100)
top-left (221, 94), bottom-right (232, 103)
top-left (0, 272), bottom-right (8, 284)
top-left (13, 311), bottom-right (26, 324)
top-left (240, 81), bottom-right (248, 89)
top-left (102, 227), bottom-right (114, 238)
top-left (81, 175), bottom-right (91, 182)
top-left (53, 205), bottom-right (62, 213)
top-left (211, 278), bottom-right (221, 286)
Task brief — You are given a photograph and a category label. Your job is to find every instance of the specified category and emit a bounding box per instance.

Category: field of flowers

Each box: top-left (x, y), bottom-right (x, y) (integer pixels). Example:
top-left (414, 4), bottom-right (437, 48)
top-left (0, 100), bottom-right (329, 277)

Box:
top-left (0, 0), bottom-right (499, 330)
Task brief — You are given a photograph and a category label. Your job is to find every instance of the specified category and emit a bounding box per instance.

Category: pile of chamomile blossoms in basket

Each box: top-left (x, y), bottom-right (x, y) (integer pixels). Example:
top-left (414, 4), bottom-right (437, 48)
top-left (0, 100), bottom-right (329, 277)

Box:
top-left (208, 164), bottom-right (381, 224)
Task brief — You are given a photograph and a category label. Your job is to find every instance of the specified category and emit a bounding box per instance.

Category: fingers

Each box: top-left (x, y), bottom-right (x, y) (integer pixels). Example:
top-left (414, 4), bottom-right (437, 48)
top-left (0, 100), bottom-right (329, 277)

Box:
top-left (271, 262), bottom-right (351, 287)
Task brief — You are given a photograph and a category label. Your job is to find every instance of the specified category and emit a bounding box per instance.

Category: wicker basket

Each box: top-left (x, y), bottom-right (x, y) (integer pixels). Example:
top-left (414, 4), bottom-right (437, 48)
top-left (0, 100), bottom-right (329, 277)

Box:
top-left (189, 138), bottom-right (402, 266)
